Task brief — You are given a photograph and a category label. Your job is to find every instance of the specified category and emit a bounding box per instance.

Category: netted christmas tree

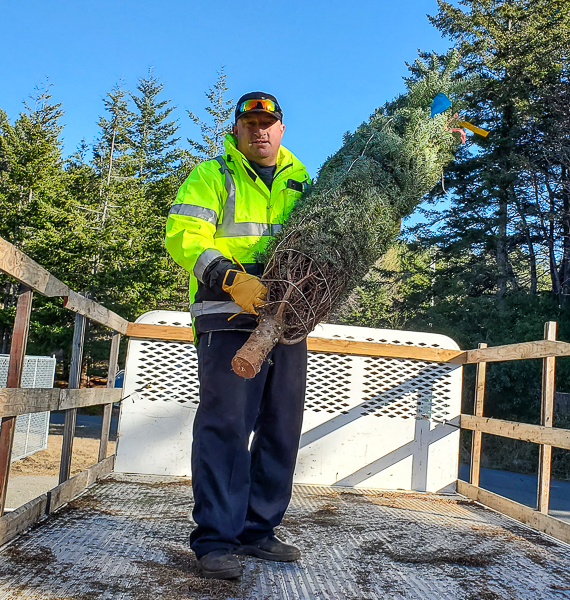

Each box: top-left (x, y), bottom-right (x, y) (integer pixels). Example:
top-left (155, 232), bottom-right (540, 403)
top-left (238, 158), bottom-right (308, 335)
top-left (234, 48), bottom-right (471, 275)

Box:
top-left (233, 52), bottom-right (471, 378)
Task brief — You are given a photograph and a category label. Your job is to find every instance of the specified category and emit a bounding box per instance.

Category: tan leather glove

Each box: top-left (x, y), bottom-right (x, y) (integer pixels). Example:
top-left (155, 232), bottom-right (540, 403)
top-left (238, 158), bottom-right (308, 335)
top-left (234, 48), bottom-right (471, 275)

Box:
top-left (222, 270), bottom-right (267, 315)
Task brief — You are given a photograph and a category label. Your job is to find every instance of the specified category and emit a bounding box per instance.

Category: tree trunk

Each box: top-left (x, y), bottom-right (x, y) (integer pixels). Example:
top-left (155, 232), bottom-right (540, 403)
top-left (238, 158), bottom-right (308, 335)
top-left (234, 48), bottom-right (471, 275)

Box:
top-left (232, 312), bottom-right (284, 379)
top-left (514, 196), bottom-right (538, 294)
top-left (559, 166), bottom-right (570, 303)
top-left (544, 179), bottom-right (562, 298)
top-left (496, 195), bottom-right (509, 298)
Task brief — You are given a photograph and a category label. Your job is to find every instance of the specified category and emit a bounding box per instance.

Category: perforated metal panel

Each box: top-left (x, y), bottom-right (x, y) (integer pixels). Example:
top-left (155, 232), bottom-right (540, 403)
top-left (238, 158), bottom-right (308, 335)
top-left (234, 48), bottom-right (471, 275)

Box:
top-left (135, 340), bottom-right (200, 405)
top-left (0, 355), bottom-right (56, 461)
top-left (116, 312), bottom-right (462, 492)
top-left (360, 357), bottom-right (454, 420)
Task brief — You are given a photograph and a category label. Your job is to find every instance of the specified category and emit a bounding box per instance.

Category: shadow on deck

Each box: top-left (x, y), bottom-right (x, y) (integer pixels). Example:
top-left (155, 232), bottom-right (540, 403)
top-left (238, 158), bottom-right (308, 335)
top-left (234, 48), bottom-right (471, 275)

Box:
top-left (0, 475), bottom-right (569, 600)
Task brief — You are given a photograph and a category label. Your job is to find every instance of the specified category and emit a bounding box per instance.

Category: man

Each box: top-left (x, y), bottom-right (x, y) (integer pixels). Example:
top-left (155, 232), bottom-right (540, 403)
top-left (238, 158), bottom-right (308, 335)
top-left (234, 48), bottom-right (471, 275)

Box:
top-left (165, 92), bottom-right (310, 579)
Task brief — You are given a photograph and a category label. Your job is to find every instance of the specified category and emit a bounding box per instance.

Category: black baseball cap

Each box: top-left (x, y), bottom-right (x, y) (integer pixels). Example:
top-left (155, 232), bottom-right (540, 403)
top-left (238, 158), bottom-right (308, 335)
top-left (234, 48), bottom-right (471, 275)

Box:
top-left (235, 92), bottom-right (283, 123)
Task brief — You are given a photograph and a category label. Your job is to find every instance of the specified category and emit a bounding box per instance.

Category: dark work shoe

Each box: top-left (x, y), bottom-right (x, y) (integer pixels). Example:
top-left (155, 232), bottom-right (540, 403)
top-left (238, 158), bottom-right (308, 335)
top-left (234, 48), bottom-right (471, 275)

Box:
top-left (198, 549), bottom-right (243, 579)
top-left (237, 536), bottom-right (301, 562)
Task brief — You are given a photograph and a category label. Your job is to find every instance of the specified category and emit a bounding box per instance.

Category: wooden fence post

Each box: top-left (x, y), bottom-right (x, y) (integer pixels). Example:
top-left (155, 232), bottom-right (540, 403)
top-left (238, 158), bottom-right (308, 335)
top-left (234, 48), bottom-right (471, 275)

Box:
top-left (470, 342), bottom-right (488, 488)
top-left (537, 321), bottom-right (557, 514)
top-left (59, 310), bottom-right (87, 484)
top-left (0, 285), bottom-right (33, 515)
top-left (98, 332), bottom-right (120, 462)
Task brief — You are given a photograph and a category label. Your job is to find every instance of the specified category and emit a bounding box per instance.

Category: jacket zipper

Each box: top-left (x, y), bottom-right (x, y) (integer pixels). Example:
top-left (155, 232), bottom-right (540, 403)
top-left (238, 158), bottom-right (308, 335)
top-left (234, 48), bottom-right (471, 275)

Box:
top-left (229, 152), bottom-right (306, 227)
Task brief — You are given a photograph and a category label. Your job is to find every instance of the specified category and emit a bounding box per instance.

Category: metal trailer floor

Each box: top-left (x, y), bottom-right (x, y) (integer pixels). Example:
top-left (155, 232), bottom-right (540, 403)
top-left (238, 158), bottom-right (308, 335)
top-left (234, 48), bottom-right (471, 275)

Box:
top-left (0, 475), bottom-right (569, 600)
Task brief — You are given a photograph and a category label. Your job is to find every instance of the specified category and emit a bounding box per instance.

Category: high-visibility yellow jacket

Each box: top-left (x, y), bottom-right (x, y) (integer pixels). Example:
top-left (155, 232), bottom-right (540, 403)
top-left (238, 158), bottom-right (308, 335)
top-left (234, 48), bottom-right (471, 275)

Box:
top-left (165, 134), bottom-right (310, 327)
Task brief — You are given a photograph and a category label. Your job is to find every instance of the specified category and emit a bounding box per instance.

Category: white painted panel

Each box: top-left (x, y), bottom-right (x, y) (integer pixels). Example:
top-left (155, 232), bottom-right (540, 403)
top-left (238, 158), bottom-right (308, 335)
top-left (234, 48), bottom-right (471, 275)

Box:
top-left (115, 311), bottom-right (196, 476)
top-left (116, 311), bottom-right (462, 492)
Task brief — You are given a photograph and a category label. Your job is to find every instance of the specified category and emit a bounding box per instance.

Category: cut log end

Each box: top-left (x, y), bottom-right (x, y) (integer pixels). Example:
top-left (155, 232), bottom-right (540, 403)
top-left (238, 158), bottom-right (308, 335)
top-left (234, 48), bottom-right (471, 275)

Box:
top-left (232, 311), bottom-right (284, 379)
top-left (231, 356), bottom-right (258, 379)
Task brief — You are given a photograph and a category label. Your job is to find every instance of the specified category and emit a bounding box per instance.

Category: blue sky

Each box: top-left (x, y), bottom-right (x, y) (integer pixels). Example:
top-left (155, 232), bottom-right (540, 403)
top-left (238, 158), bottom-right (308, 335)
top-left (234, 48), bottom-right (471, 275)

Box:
top-left (2, 0), bottom-right (452, 179)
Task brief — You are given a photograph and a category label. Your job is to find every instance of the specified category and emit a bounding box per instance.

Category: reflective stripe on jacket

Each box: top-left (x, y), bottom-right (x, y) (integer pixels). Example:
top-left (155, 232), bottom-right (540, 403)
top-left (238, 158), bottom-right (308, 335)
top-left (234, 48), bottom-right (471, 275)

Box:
top-left (165, 133), bottom-right (310, 319)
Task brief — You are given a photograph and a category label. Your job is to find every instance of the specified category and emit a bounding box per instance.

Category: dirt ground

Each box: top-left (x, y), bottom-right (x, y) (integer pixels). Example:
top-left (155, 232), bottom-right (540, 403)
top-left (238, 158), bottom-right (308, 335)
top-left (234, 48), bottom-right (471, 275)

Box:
top-left (10, 434), bottom-right (116, 477)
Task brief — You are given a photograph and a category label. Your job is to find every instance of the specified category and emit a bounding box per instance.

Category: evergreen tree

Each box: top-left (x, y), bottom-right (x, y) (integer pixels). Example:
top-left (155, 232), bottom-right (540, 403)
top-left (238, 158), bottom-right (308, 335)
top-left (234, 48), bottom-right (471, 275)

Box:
top-left (414, 0), bottom-right (570, 302)
top-left (0, 70), bottom-right (229, 369)
top-left (93, 84), bottom-right (134, 190)
top-left (83, 74), bottom-right (189, 319)
top-left (0, 84), bottom-right (84, 357)
top-left (345, 1), bottom-right (570, 433)
top-left (187, 68), bottom-right (234, 161)
top-left (127, 70), bottom-right (182, 182)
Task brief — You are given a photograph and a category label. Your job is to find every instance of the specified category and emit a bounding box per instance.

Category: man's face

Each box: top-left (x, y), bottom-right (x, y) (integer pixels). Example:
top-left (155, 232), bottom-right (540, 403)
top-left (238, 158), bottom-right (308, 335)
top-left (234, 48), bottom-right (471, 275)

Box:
top-left (232, 112), bottom-right (285, 166)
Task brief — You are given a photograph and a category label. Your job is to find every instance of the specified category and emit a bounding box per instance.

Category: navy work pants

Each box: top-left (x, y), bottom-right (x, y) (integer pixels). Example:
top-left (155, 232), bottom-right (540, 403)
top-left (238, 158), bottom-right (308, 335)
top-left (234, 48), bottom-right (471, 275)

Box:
top-left (190, 330), bottom-right (307, 558)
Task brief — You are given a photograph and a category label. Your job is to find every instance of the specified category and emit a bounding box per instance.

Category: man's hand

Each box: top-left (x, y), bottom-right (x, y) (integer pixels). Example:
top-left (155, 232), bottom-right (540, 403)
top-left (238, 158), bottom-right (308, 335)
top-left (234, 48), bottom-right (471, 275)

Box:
top-left (222, 270), bottom-right (267, 315)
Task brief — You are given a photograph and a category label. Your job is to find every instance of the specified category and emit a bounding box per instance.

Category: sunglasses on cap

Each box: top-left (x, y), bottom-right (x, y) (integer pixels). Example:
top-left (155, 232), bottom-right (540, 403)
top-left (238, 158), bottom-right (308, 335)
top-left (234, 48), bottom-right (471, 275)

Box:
top-left (237, 98), bottom-right (281, 115)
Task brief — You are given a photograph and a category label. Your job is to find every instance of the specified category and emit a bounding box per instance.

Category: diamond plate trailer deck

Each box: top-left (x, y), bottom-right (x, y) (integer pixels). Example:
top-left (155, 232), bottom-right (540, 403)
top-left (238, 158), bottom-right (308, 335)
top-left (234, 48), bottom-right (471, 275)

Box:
top-left (0, 474), bottom-right (569, 600)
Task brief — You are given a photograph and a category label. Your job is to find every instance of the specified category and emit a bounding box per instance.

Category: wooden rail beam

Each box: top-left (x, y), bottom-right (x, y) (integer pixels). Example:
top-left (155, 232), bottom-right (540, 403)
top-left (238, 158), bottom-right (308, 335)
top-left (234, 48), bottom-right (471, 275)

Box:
top-left (59, 389), bottom-right (122, 411)
top-left (458, 480), bottom-right (570, 545)
top-left (460, 415), bottom-right (570, 450)
top-left (63, 291), bottom-right (128, 335)
top-left (49, 456), bottom-right (114, 514)
top-left (463, 340), bottom-right (570, 364)
top-left (0, 388), bottom-right (122, 416)
top-left (126, 322), bottom-right (194, 342)
top-left (126, 322), bottom-right (570, 366)
top-left (537, 322), bottom-right (556, 514)
top-left (0, 389), bottom-right (121, 418)
top-left (126, 322), bottom-right (465, 362)
top-left (0, 238), bottom-right (67, 297)
top-left (0, 286), bottom-right (33, 516)
top-left (0, 388), bottom-right (60, 416)
top-left (0, 494), bottom-right (47, 547)
top-left (0, 236), bottom-right (128, 334)
top-left (470, 343), bottom-right (487, 487)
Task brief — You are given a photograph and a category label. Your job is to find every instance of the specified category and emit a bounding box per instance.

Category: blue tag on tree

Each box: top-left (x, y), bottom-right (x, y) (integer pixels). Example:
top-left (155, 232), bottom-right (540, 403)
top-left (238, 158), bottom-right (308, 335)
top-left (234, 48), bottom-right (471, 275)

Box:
top-left (430, 93), bottom-right (452, 117)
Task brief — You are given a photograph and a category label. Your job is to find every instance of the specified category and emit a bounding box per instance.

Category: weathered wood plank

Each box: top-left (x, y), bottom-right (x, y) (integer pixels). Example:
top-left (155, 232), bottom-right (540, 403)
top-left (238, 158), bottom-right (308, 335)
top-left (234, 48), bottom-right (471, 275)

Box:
top-left (0, 236), bottom-right (128, 333)
top-left (127, 323), bottom-right (465, 362)
top-left (127, 322), bottom-right (194, 342)
top-left (0, 494), bottom-right (48, 547)
top-left (0, 455), bottom-right (115, 545)
top-left (49, 456), bottom-right (115, 514)
top-left (64, 290), bottom-right (128, 335)
top-left (0, 286), bottom-right (33, 516)
top-left (464, 340), bottom-right (570, 364)
top-left (99, 332), bottom-right (121, 462)
top-left (458, 480), bottom-right (570, 545)
top-left (461, 414), bottom-right (570, 450)
top-left (470, 343), bottom-right (487, 488)
top-left (0, 237), bottom-right (67, 296)
top-left (0, 388), bottom-right (60, 416)
top-left (307, 338), bottom-right (465, 362)
top-left (126, 322), bottom-right (570, 365)
top-left (0, 388), bottom-right (122, 417)
top-left (537, 322), bottom-right (556, 514)
top-left (59, 389), bottom-right (122, 411)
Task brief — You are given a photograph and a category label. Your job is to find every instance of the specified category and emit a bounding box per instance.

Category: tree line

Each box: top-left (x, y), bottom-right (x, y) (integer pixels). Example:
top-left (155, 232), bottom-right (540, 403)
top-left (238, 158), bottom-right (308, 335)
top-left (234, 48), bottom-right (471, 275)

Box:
top-left (344, 0), bottom-right (570, 477)
top-left (0, 69), bottom-right (233, 374)
top-left (1, 0), bottom-right (568, 475)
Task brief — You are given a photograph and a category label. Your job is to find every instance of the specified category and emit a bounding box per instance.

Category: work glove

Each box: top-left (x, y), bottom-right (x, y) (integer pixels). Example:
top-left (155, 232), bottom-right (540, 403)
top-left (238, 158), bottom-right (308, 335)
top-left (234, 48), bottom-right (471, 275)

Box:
top-left (222, 269), bottom-right (267, 315)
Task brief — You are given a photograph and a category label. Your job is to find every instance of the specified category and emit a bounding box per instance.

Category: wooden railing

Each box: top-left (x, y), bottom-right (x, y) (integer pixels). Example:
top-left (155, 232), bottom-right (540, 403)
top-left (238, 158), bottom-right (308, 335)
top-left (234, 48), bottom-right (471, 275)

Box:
top-left (0, 238), bottom-right (124, 543)
top-left (1, 236), bottom-right (570, 545)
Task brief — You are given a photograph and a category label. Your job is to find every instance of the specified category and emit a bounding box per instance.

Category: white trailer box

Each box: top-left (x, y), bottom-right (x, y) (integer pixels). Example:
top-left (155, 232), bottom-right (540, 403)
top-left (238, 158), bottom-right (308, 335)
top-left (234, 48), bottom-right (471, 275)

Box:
top-left (116, 311), bottom-right (461, 493)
